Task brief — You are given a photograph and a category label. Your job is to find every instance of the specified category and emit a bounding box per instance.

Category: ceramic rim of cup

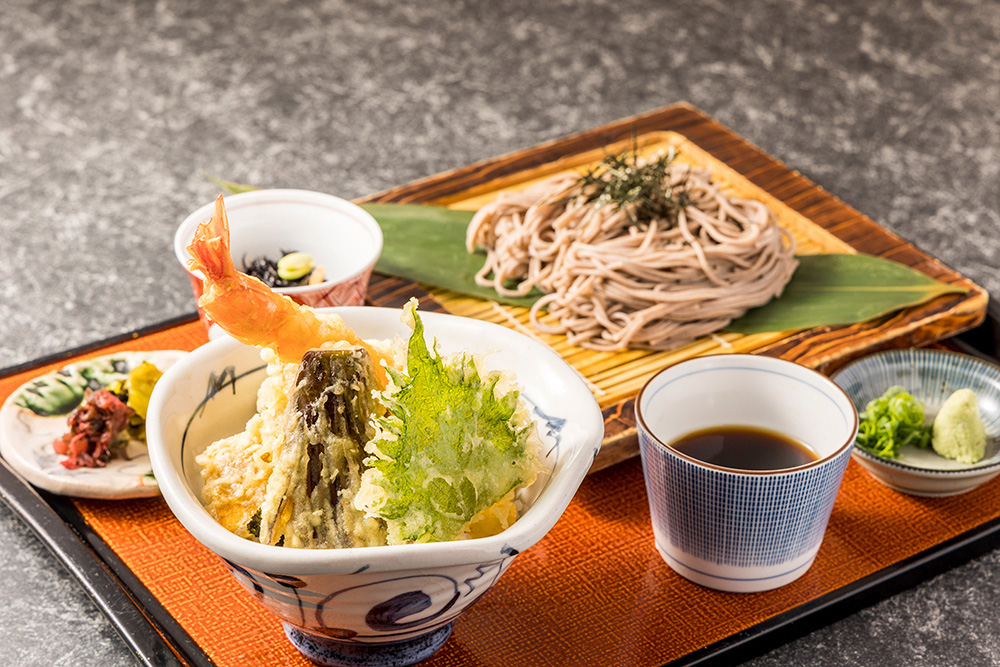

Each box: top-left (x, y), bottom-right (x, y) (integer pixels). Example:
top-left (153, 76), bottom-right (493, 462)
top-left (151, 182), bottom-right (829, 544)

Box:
top-left (173, 188), bottom-right (383, 294)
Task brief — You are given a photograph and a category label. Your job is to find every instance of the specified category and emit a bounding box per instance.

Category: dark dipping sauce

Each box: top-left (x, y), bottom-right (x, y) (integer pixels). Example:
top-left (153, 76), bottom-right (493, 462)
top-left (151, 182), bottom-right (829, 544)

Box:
top-left (670, 425), bottom-right (819, 471)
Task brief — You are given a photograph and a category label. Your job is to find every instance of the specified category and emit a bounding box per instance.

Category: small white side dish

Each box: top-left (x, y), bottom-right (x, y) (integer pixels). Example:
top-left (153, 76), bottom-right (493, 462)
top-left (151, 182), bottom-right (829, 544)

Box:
top-left (0, 350), bottom-right (188, 499)
top-left (174, 189), bottom-right (383, 330)
top-left (832, 348), bottom-right (1000, 497)
top-left (636, 354), bottom-right (858, 593)
top-left (145, 307), bottom-right (603, 666)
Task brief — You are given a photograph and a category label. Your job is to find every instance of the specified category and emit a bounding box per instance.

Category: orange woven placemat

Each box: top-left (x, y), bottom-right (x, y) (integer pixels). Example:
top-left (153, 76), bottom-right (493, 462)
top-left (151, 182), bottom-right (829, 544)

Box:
top-left (3, 322), bottom-right (1000, 666)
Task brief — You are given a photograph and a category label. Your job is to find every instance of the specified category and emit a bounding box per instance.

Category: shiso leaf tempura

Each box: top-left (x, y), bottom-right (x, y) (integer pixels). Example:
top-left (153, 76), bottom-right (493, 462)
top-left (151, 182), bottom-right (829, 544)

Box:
top-left (356, 301), bottom-right (539, 544)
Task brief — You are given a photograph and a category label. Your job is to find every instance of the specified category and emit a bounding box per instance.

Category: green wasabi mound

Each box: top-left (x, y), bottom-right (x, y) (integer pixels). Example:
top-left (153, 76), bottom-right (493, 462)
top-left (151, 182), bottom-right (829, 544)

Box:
top-left (932, 388), bottom-right (986, 464)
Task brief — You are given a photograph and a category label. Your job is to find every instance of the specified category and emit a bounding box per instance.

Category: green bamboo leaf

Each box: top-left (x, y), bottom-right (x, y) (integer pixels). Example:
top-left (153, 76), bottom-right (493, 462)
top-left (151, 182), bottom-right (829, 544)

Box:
top-left (725, 254), bottom-right (968, 334)
top-left (363, 203), bottom-right (541, 308)
top-left (206, 178), bottom-right (965, 335)
top-left (369, 206), bottom-right (965, 331)
top-left (206, 175), bottom-right (261, 194)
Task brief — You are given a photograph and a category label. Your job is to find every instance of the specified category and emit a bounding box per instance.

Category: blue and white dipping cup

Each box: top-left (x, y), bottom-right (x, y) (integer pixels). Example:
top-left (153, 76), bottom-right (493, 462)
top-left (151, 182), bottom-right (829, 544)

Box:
top-left (636, 355), bottom-right (858, 593)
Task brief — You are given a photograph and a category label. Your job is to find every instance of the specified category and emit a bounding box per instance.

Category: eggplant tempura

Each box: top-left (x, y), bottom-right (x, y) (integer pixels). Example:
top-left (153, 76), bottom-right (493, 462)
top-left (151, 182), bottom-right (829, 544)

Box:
top-left (189, 196), bottom-right (542, 548)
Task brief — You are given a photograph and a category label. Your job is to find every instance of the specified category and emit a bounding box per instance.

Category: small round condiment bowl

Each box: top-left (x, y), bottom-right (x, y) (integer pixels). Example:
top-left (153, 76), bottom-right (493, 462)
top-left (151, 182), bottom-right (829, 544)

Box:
top-left (832, 348), bottom-right (1000, 497)
top-left (635, 354), bottom-right (858, 593)
top-left (145, 307), bottom-right (603, 667)
top-left (174, 189), bottom-right (383, 333)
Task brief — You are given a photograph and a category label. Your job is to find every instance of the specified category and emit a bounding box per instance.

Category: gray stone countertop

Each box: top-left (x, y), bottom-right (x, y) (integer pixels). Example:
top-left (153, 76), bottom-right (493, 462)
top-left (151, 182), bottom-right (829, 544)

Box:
top-left (1, 0), bottom-right (998, 665)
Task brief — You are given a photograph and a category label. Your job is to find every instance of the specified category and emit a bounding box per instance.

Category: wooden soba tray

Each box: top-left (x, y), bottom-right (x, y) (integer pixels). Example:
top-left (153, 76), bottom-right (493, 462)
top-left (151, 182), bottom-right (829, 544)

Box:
top-left (360, 103), bottom-right (987, 471)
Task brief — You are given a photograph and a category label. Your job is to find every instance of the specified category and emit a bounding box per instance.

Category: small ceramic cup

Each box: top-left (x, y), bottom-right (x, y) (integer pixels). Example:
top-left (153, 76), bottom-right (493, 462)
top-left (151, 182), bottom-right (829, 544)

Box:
top-left (174, 189), bottom-right (383, 333)
top-left (635, 354), bottom-right (858, 593)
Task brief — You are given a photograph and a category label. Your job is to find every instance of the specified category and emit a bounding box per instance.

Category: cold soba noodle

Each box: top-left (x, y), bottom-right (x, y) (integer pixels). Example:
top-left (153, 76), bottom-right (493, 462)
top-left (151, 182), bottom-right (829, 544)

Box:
top-left (466, 154), bottom-right (798, 351)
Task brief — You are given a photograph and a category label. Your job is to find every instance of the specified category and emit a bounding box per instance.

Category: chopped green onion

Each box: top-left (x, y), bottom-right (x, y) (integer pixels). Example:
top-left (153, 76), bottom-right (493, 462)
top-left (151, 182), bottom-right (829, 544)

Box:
top-left (855, 386), bottom-right (932, 458)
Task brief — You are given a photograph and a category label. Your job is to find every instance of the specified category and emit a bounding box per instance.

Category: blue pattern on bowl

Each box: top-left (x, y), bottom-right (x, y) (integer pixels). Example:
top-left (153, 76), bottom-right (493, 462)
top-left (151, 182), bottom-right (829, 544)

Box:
top-left (222, 558), bottom-right (509, 642)
top-left (640, 444), bottom-right (851, 569)
top-left (147, 306), bottom-right (605, 665)
top-left (284, 622), bottom-right (453, 667)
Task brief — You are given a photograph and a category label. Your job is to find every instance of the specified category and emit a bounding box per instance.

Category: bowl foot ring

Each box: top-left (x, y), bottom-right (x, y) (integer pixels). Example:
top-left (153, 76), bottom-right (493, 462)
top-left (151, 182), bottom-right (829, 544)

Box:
top-left (283, 622), bottom-right (454, 666)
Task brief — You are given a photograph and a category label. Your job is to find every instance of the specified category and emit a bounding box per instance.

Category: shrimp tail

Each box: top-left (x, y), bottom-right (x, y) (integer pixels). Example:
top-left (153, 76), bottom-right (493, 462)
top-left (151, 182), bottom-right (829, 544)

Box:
top-left (184, 194), bottom-right (392, 389)
top-left (186, 195), bottom-right (237, 281)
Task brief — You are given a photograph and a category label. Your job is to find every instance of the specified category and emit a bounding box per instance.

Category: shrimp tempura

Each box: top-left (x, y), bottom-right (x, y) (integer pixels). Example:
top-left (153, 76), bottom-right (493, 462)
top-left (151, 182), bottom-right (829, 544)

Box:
top-left (187, 195), bottom-right (389, 387)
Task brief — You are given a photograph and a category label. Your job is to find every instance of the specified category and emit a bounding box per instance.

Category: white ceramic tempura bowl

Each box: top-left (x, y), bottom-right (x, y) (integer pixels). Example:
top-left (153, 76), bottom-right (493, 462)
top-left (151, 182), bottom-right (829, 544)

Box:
top-left (174, 189), bottom-right (383, 332)
top-left (146, 307), bottom-right (603, 665)
top-left (635, 354), bottom-right (858, 593)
